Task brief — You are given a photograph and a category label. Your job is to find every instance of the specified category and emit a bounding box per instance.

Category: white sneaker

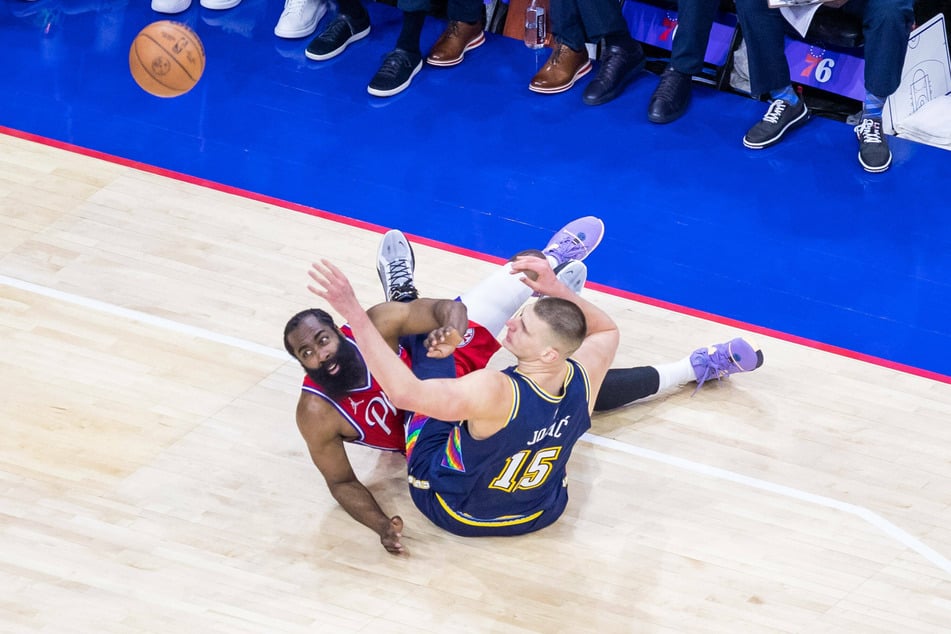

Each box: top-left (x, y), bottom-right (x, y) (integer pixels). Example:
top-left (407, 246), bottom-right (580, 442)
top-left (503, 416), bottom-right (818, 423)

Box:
top-left (376, 230), bottom-right (418, 303)
top-left (552, 260), bottom-right (587, 296)
top-left (274, 0), bottom-right (327, 39)
top-left (200, 0), bottom-right (242, 9)
top-left (152, 0), bottom-right (192, 13)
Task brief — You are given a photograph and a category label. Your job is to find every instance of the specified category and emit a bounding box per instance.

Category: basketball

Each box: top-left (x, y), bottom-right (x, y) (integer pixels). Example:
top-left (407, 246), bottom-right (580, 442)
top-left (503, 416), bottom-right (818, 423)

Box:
top-left (129, 21), bottom-right (205, 98)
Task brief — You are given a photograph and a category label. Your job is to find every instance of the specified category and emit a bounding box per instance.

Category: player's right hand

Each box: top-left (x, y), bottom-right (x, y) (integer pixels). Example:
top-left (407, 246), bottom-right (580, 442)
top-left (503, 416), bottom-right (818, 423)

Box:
top-left (425, 326), bottom-right (462, 358)
top-left (380, 516), bottom-right (405, 555)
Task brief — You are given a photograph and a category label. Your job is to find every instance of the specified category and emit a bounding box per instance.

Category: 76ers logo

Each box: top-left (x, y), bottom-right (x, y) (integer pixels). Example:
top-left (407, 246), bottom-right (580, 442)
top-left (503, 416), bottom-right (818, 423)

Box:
top-left (363, 394), bottom-right (397, 435)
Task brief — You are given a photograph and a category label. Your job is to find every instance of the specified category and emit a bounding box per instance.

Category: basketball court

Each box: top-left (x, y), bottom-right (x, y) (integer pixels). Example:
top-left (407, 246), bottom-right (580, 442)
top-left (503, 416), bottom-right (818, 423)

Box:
top-left (2, 1), bottom-right (951, 632)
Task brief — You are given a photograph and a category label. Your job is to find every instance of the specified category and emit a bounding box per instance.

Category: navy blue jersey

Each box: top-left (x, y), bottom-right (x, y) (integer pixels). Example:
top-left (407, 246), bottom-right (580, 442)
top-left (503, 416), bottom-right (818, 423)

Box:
top-left (406, 359), bottom-right (592, 537)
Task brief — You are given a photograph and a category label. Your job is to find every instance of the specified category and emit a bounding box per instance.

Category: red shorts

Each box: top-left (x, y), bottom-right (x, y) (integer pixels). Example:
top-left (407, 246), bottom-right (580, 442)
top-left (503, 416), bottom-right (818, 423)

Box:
top-left (453, 321), bottom-right (501, 377)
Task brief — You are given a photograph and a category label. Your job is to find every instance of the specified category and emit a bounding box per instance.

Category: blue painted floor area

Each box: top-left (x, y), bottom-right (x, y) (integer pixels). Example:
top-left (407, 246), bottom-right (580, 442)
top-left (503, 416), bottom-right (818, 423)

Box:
top-left (2, 0), bottom-right (950, 378)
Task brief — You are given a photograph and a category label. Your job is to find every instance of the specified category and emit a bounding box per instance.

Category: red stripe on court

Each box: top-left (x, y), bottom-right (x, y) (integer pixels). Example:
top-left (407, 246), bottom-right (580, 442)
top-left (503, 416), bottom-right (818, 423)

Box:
top-left (4, 125), bottom-right (948, 386)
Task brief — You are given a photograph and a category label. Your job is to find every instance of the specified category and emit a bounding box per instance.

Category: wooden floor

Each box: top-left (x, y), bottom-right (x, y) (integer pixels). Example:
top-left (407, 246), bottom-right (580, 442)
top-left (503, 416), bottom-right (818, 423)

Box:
top-left (3, 133), bottom-right (951, 633)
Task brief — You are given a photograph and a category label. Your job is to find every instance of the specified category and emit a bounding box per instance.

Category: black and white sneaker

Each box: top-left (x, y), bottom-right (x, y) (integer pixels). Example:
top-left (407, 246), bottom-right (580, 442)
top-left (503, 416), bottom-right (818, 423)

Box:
top-left (305, 11), bottom-right (370, 61)
top-left (377, 229), bottom-right (418, 303)
top-left (743, 98), bottom-right (810, 149)
top-left (367, 48), bottom-right (422, 98)
top-left (854, 117), bottom-right (892, 173)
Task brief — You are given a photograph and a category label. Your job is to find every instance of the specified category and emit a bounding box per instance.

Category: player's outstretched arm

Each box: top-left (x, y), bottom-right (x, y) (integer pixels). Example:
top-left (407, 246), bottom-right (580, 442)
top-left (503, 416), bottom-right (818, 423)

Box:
top-left (310, 260), bottom-right (510, 423)
top-left (296, 396), bottom-right (405, 554)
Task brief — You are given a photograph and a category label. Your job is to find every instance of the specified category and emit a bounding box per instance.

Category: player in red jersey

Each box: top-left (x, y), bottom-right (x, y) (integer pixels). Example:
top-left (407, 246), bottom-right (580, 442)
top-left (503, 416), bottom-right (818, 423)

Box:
top-left (285, 221), bottom-right (765, 554)
top-left (283, 220), bottom-right (599, 553)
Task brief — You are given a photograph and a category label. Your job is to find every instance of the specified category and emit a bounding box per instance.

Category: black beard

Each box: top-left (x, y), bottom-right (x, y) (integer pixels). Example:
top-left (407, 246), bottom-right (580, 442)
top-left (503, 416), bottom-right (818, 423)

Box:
top-left (304, 336), bottom-right (368, 400)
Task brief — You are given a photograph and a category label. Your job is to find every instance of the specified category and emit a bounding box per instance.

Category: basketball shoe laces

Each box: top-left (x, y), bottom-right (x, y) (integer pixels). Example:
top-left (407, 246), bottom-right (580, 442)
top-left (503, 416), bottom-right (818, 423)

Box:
top-left (653, 70), bottom-right (683, 102)
top-left (854, 118), bottom-right (882, 144)
top-left (691, 345), bottom-right (742, 392)
top-left (762, 100), bottom-right (788, 124)
top-left (598, 46), bottom-right (631, 80)
top-left (386, 259), bottom-right (418, 302)
top-left (546, 232), bottom-right (587, 264)
top-left (319, 15), bottom-right (351, 44)
top-left (282, 0), bottom-right (309, 15)
top-left (376, 50), bottom-right (413, 81)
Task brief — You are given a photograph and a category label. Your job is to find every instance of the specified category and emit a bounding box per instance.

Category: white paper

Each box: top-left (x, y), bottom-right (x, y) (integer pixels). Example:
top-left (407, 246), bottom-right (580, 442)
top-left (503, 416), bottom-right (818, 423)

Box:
top-left (883, 13), bottom-right (951, 134)
top-left (780, 3), bottom-right (824, 38)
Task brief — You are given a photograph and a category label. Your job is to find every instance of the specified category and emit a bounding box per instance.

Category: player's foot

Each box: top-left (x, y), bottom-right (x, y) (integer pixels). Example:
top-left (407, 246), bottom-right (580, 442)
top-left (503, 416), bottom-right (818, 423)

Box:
top-left (200, 0), bottom-right (242, 8)
top-left (553, 260), bottom-right (587, 295)
top-left (691, 338), bottom-right (764, 390)
top-left (543, 216), bottom-right (604, 266)
top-left (274, 0), bottom-right (327, 39)
top-left (152, 0), bottom-right (191, 12)
top-left (377, 229), bottom-right (419, 303)
top-left (305, 11), bottom-right (371, 61)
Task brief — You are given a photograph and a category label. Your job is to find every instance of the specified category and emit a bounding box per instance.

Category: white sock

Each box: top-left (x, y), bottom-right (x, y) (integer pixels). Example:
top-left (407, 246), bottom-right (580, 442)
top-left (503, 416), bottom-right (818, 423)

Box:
top-left (459, 262), bottom-right (534, 337)
top-left (654, 356), bottom-right (696, 392)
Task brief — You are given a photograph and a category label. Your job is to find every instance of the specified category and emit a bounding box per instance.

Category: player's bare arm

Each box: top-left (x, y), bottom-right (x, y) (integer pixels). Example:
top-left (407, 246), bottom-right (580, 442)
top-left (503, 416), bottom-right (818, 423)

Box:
top-left (310, 259), bottom-right (514, 425)
top-left (511, 256), bottom-right (620, 408)
top-left (295, 394), bottom-right (405, 554)
top-left (366, 296), bottom-right (468, 359)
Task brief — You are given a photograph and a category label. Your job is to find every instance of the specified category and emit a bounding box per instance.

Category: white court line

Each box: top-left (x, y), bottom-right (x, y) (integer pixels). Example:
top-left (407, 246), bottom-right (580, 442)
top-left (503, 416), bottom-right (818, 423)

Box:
top-left (5, 274), bottom-right (951, 578)
top-left (1, 275), bottom-right (286, 361)
top-left (583, 435), bottom-right (951, 577)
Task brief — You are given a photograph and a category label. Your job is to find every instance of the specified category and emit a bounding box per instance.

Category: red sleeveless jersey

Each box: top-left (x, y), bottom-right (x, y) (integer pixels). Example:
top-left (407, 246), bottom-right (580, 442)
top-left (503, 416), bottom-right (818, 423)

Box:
top-left (300, 322), bottom-right (501, 453)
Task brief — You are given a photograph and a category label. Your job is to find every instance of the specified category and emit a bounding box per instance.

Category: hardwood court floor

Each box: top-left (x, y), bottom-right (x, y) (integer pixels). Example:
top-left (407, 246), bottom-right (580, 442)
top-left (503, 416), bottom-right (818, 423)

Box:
top-left (2, 134), bottom-right (951, 632)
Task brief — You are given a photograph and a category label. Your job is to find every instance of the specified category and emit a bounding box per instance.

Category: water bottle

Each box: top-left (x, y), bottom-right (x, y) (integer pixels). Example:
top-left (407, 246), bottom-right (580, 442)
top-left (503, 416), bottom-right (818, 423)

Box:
top-left (524, 0), bottom-right (546, 50)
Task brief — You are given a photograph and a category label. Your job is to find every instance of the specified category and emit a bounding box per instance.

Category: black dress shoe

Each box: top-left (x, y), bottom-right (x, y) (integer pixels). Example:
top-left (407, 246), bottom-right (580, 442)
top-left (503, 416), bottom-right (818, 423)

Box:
top-left (582, 41), bottom-right (645, 106)
top-left (647, 67), bottom-right (693, 123)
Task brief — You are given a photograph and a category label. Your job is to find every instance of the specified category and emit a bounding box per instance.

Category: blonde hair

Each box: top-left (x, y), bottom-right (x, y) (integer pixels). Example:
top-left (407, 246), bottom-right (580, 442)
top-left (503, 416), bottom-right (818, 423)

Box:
top-left (533, 297), bottom-right (586, 355)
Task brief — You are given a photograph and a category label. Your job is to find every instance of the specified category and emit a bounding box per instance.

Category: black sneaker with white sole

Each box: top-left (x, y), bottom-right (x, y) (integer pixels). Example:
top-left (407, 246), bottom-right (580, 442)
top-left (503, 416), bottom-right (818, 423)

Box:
top-left (305, 11), bottom-right (370, 61)
top-left (854, 117), bottom-right (892, 173)
top-left (367, 48), bottom-right (422, 98)
top-left (742, 98), bottom-right (810, 149)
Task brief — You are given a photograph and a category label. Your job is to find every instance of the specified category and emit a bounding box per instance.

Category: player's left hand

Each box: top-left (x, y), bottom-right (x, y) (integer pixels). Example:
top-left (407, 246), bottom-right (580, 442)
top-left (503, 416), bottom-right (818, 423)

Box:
top-left (307, 260), bottom-right (362, 321)
top-left (510, 255), bottom-right (561, 296)
top-left (425, 326), bottom-right (463, 358)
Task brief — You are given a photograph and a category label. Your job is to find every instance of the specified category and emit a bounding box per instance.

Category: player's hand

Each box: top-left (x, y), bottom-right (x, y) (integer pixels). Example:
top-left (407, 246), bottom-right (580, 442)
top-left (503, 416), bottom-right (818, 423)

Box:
top-left (307, 260), bottom-right (362, 322)
top-left (425, 326), bottom-right (463, 358)
top-left (510, 255), bottom-right (562, 296)
top-left (380, 516), bottom-right (405, 555)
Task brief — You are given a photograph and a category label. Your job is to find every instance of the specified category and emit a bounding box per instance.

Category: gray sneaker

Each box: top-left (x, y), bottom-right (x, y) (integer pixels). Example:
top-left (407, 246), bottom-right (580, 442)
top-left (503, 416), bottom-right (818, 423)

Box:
top-left (376, 230), bottom-right (418, 302)
top-left (743, 98), bottom-right (809, 149)
top-left (854, 117), bottom-right (892, 173)
top-left (553, 260), bottom-right (587, 295)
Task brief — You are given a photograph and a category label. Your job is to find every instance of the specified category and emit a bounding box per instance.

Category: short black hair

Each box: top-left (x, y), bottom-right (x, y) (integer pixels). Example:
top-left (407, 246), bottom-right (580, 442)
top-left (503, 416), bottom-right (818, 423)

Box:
top-left (283, 308), bottom-right (336, 358)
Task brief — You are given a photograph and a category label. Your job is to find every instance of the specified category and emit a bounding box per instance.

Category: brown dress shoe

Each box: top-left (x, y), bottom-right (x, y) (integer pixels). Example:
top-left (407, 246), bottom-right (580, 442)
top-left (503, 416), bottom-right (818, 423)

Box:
top-left (529, 43), bottom-right (592, 94)
top-left (426, 20), bottom-right (486, 67)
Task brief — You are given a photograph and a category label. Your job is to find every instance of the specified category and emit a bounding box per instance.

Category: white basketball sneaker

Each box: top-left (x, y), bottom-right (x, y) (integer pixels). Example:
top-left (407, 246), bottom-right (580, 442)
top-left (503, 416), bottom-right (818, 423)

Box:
top-left (152, 0), bottom-right (192, 13)
top-left (376, 230), bottom-right (419, 303)
top-left (200, 0), bottom-right (242, 9)
top-left (553, 260), bottom-right (587, 295)
top-left (275, 0), bottom-right (328, 39)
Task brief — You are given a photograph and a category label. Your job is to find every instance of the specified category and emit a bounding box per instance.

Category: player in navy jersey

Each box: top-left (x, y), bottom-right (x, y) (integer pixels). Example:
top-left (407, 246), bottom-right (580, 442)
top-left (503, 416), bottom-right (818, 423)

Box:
top-left (290, 222), bottom-right (764, 553)
top-left (284, 220), bottom-right (602, 553)
top-left (308, 253), bottom-right (621, 538)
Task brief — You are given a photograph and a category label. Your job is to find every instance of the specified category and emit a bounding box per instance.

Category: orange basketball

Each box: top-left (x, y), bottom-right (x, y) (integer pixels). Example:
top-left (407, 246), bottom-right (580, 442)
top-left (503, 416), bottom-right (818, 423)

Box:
top-left (129, 21), bottom-right (205, 98)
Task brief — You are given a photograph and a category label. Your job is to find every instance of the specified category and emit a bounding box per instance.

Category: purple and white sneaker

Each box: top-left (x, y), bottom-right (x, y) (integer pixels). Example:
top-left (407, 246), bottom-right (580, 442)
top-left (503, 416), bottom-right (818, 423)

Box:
top-left (543, 216), bottom-right (604, 266)
top-left (691, 338), bottom-right (763, 390)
